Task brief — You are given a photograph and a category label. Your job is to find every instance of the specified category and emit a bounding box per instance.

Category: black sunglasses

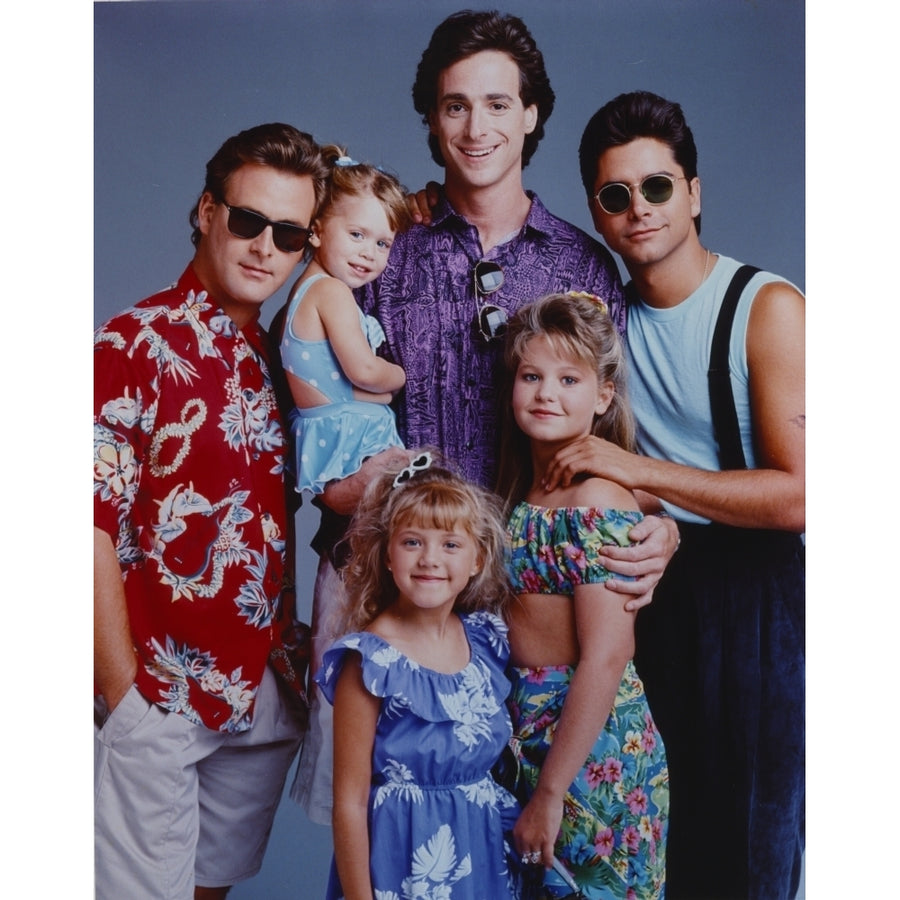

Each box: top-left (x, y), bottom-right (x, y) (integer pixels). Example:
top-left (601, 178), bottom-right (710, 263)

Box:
top-left (223, 203), bottom-right (312, 253)
top-left (473, 260), bottom-right (507, 343)
top-left (594, 173), bottom-right (687, 215)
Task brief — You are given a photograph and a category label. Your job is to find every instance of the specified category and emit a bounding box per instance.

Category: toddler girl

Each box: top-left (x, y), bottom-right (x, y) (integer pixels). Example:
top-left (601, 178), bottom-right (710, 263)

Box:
top-left (279, 147), bottom-right (412, 494)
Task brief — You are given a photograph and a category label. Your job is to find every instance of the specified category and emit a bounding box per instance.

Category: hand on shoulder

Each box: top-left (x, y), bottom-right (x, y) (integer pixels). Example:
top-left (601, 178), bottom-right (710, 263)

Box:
top-left (406, 181), bottom-right (443, 226)
top-left (541, 434), bottom-right (639, 497)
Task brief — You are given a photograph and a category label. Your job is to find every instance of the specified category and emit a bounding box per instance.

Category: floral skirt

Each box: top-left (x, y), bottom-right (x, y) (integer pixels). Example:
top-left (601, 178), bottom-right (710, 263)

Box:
top-left (507, 661), bottom-right (669, 900)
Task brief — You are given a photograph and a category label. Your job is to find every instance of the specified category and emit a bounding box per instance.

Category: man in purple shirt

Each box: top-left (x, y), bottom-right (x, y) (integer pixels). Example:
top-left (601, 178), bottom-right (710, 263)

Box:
top-left (357, 192), bottom-right (626, 487)
top-left (291, 9), bottom-right (679, 825)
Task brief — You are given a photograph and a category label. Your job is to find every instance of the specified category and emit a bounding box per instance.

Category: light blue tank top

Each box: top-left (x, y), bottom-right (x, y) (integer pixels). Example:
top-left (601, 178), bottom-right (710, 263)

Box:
top-left (625, 255), bottom-right (794, 524)
top-left (280, 273), bottom-right (384, 405)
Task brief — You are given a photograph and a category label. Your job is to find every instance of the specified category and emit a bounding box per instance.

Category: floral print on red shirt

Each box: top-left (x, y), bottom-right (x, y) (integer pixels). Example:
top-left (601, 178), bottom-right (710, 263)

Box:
top-left (94, 266), bottom-right (297, 732)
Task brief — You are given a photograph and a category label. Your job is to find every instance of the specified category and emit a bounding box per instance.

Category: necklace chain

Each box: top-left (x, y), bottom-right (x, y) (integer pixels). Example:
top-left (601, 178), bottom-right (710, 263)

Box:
top-left (700, 248), bottom-right (712, 288)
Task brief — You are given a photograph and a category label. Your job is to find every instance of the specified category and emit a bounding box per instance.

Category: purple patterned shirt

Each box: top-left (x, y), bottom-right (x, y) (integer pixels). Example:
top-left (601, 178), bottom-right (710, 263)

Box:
top-left (358, 192), bottom-right (625, 488)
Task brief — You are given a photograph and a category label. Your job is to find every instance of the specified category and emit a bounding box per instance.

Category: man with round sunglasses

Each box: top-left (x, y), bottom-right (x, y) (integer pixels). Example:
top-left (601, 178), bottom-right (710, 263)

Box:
top-left (94, 123), bottom-right (329, 899)
top-left (542, 91), bottom-right (804, 900)
top-left (290, 9), bottom-right (680, 834)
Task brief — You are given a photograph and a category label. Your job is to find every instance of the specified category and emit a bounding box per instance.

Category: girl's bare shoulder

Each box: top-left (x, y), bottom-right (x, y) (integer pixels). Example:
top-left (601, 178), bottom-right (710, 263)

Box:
top-left (566, 474), bottom-right (638, 512)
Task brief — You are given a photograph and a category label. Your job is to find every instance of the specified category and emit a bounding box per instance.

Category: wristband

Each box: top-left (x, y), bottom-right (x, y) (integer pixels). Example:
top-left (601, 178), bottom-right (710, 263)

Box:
top-left (653, 509), bottom-right (681, 551)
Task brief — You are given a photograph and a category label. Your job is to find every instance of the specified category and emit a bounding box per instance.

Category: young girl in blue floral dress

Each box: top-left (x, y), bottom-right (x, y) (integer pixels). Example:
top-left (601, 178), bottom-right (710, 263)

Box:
top-left (496, 292), bottom-right (669, 900)
top-left (317, 454), bottom-right (522, 900)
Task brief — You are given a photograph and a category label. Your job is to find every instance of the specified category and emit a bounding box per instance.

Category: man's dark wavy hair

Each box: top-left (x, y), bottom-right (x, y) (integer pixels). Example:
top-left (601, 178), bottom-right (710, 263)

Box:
top-left (412, 9), bottom-right (555, 169)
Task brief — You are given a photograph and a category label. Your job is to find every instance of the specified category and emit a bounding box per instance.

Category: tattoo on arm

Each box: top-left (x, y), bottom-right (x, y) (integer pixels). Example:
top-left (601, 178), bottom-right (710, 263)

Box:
top-left (790, 414), bottom-right (806, 430)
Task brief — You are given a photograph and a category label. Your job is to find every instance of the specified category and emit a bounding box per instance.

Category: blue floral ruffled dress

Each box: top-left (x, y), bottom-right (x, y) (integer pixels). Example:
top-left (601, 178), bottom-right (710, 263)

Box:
top-left (315, 611), bottom-right (521, 900)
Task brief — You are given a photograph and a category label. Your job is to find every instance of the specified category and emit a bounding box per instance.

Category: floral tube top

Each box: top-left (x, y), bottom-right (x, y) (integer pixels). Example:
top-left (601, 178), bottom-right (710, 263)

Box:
top-left (506, 502), bottom-right (643, 594)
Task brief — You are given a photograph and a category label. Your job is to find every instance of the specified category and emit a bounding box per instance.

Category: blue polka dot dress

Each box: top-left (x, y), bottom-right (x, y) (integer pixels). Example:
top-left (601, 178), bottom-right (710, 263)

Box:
top-left (279, 272), bottom-right (403, 494)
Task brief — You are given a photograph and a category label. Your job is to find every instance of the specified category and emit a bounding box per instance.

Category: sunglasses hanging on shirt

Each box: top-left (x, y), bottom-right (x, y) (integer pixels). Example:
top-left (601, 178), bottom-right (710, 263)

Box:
top-left (473, 260), bottom-right (507, 343)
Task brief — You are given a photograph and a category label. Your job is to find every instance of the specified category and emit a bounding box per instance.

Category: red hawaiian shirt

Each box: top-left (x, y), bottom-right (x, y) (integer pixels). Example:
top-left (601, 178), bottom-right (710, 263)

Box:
top-left (94, 265), bottom-right (301, 732)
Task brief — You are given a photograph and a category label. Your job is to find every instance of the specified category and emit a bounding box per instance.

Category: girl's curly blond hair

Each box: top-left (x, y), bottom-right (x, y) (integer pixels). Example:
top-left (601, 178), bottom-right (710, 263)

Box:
top-left (339, 454), bottom-right (511, 632)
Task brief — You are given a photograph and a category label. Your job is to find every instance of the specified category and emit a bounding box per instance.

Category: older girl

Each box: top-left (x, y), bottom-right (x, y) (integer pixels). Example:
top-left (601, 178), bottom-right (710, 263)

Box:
top-left (498, 293), bottom-right (669, 900)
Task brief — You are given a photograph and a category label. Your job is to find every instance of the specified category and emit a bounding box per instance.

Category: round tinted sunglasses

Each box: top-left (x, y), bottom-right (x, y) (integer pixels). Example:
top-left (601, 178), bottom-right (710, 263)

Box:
top-left (594, 174), bottom-right (687, 215)
top-left (473, 260), bottom-right (507, 343)
top-left (223, 203), bottom-right (312, 253)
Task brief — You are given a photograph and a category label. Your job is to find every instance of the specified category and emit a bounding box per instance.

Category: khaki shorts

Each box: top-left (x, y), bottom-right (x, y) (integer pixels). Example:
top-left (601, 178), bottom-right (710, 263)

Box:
top-left (291, 555), bottom-right (344, 825)
top-left (94, 666), bottom-right (303, 900)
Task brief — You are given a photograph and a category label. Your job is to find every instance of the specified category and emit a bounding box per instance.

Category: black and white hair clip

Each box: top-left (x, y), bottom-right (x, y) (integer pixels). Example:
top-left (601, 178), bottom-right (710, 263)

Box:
top-left (392, 452), bottom-right (433, 489)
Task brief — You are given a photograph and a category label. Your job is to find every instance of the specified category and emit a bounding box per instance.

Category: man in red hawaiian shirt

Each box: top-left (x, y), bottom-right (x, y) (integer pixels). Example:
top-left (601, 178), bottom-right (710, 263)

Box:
top-left (94, 123), bottom-right (328, 900)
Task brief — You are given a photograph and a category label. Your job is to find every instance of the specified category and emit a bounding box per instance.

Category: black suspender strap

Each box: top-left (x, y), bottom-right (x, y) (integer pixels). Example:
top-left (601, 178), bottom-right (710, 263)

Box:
top-left (708, 265), bottom-right (760, 470)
